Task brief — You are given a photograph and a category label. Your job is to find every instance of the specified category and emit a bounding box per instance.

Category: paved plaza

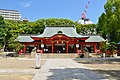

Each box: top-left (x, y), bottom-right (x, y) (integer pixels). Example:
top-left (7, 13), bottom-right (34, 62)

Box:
top-left (32, 59), bottom-right (107, 80)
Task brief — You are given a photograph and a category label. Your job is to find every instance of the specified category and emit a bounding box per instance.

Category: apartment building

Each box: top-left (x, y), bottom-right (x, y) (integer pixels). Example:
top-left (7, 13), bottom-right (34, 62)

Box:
top-left (0, 9), bottom-right (21, 21)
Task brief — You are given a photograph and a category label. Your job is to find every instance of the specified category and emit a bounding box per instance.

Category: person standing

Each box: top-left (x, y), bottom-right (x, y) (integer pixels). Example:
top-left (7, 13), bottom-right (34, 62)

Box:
top-left (31, 47), bottom-right (36, 58)
top-left (83, 47), bottom-right (89, 58)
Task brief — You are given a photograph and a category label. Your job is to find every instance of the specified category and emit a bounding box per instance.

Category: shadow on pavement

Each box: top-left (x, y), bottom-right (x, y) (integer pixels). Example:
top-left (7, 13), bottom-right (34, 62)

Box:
top-left (47, 68), bottom-right (106, 80)
top-left (93, 70), bottom-right (120, 80)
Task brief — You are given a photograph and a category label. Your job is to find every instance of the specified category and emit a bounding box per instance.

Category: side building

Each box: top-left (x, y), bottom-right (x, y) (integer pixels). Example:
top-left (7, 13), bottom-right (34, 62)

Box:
top-left (0, 9), bottom-right (21, 21)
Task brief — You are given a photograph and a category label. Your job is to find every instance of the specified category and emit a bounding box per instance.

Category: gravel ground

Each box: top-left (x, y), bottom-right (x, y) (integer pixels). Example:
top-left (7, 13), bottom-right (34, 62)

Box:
top-left (0, 57), bottom-right (46, 80)
top-left (0, 74), bottom-right (33, 80)
top-left (1, 56), bottom-right (120, 80)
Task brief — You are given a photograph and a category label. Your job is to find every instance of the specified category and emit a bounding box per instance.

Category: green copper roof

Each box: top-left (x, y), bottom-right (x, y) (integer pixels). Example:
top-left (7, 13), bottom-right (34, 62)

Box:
top-left (85, 35), bottom-right (106, 42)
top-left (32, 26), bottom-right (88, 38)
top-left (15, 35), bottom-right (34, 42)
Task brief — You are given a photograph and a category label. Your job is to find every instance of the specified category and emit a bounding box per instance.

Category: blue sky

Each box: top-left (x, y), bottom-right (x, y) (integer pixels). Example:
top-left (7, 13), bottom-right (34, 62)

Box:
top-left (0, 0), bottom-right (107, 23)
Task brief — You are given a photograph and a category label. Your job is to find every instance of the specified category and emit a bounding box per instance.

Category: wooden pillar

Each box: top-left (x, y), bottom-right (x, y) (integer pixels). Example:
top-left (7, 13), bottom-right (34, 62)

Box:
top-left (52, 42), bottom-right (54, 53)
top-left (42, 48), bottom-right (44, 53)
top-left (94, 44), bottom-right (97, 53)
top-left (76, 48), bottom-right (78, 54)
top-left (81, 44), bottom-right (83, 53)
top-left (23, 44), bottom-right (26, 53)
top-left (37, 44), bottom-right (39, 50)
top-left (66, 42), bottom-right (68, 53)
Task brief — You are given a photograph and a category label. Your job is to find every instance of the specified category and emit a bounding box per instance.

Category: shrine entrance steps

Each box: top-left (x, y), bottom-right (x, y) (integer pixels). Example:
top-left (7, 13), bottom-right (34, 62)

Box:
top-left (22, 53), bottom-right (79, 59)
top-left (41, 53), bottom-right (78, 59)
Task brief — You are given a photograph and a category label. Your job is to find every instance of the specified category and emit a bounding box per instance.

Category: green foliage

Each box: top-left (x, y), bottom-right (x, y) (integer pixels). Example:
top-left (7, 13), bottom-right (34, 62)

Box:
top-left (80, 24), bottom-right (96, 34)
top-left (0, 16), bottom-right (7, 41)
top-left (0, 18), bottom-right (76, 51)
top-left (75, 22), bottom-right (82, 33)
top-left (6, 42), bottom-right (24, 51)
top-left (100, 41), bottom-right (117, 56)
top-left (44, 18), bottom-right (75, 26)
top-left (108, 42), bottom-right (117, 55)
top-left (98, 0), bottom-right (120, 42)
top-left (75, 22), bottom-right (96, 34)
top-left (0, 16), bottom-right (8, 51)
top-left (0, 43), bottom-right (2, 49)
top-left (108, 42), bottom-right (117, 50)
top-left (100, 41), bottom-right (109, 53)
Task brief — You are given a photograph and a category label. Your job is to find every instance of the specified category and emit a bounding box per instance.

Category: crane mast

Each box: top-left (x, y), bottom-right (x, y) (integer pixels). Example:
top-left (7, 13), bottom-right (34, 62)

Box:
top-left (79, 0), bottom-right (92, 24)
top-left (81, 0), bottom-right (90, 20)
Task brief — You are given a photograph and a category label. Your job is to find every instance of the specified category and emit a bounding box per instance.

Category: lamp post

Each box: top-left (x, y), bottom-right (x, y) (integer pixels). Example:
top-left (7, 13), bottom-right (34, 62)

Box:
top-left (41, 44), bottom-right (44, 53)
top-left (35, 44), bottom-right (44, 69)
top-left (35, 49), bottom-right (41, 69)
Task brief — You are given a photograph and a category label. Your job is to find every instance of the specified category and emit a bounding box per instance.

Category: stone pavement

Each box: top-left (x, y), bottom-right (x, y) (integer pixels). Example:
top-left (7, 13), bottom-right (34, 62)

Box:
top-left (32, 59), bottom-right (107, 80)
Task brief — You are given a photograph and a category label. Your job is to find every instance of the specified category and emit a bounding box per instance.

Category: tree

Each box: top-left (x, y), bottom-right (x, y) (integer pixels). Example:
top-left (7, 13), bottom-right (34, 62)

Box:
top-left (0, 16), bottom-right (9, 51)
top-left (100, 41), bottom-right (109, 53)
top-left (98, 0), bottom-right (120, 42)
top-left (108, 42), bottom-right (117, 56)
top-left (0, 18), bottom-right (76, 51)
top-left (33, 18), bottom-right (75, 34)
top-left (4, 20), bottom-right (20, 51)
top-left (0, 16), bottom-right (5, 48)
top-left (75, 22), bottom-right (97, 34)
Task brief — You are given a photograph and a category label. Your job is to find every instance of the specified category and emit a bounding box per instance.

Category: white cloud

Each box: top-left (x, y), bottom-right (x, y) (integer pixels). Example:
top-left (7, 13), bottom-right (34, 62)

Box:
top-left (21, 1), bottom-right (32, 8)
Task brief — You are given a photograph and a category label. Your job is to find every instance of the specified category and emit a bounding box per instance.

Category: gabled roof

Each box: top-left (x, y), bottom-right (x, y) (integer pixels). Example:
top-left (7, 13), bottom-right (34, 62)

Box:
top-left (15, 34), bottom-right (34, 42)
top-left (32, 25), bottom-right (88, 38)
top-left (85, 35), bottom-right (106, 42)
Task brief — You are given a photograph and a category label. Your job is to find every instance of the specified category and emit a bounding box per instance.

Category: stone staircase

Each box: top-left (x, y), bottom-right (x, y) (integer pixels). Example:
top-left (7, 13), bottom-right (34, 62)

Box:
top-left (22, 53), bottom-right (79, 59)
top-left (40, 53), bottom-right (78, 58)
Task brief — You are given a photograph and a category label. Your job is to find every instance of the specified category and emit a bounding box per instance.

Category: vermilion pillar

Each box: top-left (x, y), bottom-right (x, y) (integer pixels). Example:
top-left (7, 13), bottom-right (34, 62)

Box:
top-left (76, 48), bottom-right (78, 54)
top-left (23, 44), bottom-right (26, 53)
top-left (94, 44), bottom-right (97, 53)
top-left (52, 42), bottom-right (54, 53)
top-left (37, 44), bottom-right (39, 51)
top-left (81, 44), bottom-right (83, 53)
top-left (66, 42), bottom-right (68, 53)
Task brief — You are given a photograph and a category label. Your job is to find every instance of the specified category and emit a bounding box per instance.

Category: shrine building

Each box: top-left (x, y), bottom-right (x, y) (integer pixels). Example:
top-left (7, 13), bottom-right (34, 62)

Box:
top-left (16, 25), bottom-right (105, 54)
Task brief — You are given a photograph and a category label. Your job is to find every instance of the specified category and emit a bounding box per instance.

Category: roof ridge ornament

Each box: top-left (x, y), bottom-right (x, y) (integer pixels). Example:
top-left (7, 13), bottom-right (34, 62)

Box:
top-left (57, 31), bottom-right (63, 34)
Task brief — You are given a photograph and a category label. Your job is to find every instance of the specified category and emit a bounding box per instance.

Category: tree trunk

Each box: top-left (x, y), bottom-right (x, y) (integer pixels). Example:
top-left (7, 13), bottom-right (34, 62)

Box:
top-left (2, 41), bottom-right (6, 52)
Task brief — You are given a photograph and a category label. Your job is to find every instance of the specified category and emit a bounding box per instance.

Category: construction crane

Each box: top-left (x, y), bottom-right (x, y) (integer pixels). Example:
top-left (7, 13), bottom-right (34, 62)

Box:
top-left (81, 0), bottom-right (90, 20)
top-left (79, 0), bottom-right (92, 24)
